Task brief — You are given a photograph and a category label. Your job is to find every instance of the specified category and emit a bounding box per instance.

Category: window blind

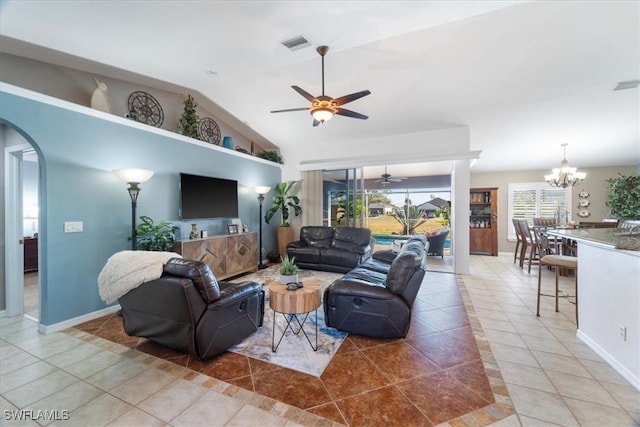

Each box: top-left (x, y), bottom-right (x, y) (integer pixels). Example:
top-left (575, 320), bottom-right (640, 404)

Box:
top-left (507, 183), bottom-right (571, 240)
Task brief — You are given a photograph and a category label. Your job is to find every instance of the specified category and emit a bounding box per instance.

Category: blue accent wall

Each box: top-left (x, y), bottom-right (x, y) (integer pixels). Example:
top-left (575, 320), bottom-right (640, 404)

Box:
top-left (1, 88), bottom-right (281, 325)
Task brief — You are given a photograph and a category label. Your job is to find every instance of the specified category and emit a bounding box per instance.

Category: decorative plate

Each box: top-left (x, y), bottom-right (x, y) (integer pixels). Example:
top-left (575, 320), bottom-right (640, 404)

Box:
top-left (577, 209), bottom-right (591, 218)
top-left (578, 199), bottom-right (590, 207)
top-left (578, 191), bottom-right (589, 198)
top-left (198, 117), bottom-right (221, 145)
top-left (127, 91), bottom-right (164, 127)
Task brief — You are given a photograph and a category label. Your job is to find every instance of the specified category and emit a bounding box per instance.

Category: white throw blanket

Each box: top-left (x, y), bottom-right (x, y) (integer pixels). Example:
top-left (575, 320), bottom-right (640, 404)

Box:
top-left (98, 250), bottom-right (181, 304)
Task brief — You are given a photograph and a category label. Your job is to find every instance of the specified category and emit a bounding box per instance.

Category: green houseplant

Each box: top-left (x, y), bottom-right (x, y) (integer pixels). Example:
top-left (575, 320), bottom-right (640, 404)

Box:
top-left (278, 254), bottom-right (299, 284)
top-left (257, 150), bottom-right (283, 164)
top-left (606, 174), bottom-right (640, 220)
top-left (265, 181), bottom-right (303, 255)
top-left (179, 94), bottom-right (200, 139)
top-left (136, 215), bottom-right (176, 251)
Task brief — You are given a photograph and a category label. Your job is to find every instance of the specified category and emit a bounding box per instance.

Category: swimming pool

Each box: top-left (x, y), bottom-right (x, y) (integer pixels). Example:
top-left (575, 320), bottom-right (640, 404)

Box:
top-left (373, 234), bottom-right (451, 248)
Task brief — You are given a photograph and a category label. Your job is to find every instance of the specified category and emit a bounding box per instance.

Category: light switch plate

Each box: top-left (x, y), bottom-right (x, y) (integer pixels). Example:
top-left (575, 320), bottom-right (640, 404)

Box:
top-left (64, 221), bottom-right (83, 233)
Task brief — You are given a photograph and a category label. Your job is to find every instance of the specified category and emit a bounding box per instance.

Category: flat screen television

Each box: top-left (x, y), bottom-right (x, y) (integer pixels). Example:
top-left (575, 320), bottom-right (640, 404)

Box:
top-left (180, 173), bottom-right (238, 220)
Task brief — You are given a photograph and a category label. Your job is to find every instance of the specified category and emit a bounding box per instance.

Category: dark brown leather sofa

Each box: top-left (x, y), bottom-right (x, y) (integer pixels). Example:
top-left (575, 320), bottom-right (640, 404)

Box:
top-left (118, 258), bottom-right (264, 360)
top-left (286, 226), bottom-right (374, 273)
top-left (323, 235), bottom-right (428, 338)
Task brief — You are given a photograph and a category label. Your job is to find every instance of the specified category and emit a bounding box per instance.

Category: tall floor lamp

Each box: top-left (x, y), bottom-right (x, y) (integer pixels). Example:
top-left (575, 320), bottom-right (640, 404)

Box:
top-left (255, 186), bottom-right (271, 269)
top-left (114, 168), bottom-right (154, 250)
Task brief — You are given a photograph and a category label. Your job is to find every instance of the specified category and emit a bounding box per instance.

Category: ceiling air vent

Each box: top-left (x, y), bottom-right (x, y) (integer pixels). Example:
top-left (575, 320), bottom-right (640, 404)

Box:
top-left (614, 80), bottom-right (640, 91)
top-left (281, 36), bottom-right (311, 51)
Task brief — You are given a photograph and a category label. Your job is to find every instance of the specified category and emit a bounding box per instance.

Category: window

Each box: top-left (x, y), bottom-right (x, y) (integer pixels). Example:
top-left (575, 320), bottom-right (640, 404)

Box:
top-left (507, 182), bottom-right (571, 240)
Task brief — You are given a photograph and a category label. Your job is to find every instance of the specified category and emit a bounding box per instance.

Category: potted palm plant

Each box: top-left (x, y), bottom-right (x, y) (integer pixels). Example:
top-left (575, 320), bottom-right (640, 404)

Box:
top-left (265, 181), bottom-right (302, 255)
top-left (278, 254), bottom-right (299, 285)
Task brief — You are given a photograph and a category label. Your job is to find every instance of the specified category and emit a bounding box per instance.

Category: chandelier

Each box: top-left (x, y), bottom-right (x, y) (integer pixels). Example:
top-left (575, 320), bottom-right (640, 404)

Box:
top-left (544, 143), bottom-right (586, 188)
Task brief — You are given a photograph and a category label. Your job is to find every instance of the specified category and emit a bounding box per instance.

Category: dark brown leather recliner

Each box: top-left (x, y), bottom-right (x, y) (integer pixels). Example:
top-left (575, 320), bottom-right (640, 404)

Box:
top-left (118, 258), bottom-right (264, 360)
top-left (323, 235), bottom-right (427, 338)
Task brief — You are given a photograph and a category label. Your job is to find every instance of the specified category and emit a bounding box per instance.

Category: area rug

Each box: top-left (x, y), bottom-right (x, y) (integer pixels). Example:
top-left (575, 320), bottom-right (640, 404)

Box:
top-left (228, 267), bottom-right (347, 377)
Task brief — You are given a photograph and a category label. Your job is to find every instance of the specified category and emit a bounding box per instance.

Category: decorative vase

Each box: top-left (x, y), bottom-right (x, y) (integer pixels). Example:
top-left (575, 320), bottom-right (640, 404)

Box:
top-left (190, 224), bottom-right (198, 239)
top-left (279, 273), bottom-right (298, 285)
top-left (277, 227), bottom-right (294, 256)
top-left (222, 136), bottom-right (233, 149)
top-left (90, 78), bottom-right (115, 114)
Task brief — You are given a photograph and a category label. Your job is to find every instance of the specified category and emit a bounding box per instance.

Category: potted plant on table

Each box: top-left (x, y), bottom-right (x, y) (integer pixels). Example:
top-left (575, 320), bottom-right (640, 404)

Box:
top-left (278, 255), bottom-right (299, 285)
top-left (265, 181), bottom-right (302, 256)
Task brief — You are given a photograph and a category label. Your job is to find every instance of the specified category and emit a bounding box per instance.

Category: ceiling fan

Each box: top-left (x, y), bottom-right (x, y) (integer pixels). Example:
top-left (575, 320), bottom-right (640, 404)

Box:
top-left (271, 45), bottom-right (371, 126)
top-left (376, 166), bottom-right (408, 185)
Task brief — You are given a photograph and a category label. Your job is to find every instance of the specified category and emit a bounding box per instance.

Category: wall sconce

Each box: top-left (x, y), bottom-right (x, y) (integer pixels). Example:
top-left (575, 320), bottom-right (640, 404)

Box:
top-left (113, 168), bottom-right (154, 250)
top-left (255, 186), bottom-right (271, 269)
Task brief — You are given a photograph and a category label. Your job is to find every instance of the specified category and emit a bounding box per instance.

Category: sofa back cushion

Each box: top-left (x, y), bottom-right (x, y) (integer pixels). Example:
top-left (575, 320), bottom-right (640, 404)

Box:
top-left (164, 258), bottom-right (220, 302)
top-left (384, 244), bottom-right (424, 294)
top-left (300, 226), bottom-right (335, 248)
top-left (331, 227), bottom-right (372, 254)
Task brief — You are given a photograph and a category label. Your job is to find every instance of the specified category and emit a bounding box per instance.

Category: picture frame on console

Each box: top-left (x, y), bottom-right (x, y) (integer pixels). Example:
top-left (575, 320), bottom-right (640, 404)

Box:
top-left (228, 224), bottom-right (239, 234)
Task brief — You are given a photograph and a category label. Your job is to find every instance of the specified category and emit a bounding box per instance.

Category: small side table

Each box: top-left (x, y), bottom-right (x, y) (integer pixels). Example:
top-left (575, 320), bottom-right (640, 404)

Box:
top-left (268, 279), bottom-right (321, 352)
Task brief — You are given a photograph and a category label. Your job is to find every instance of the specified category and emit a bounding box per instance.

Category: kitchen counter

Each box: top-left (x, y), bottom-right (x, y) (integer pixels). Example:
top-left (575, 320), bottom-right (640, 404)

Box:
top-left (547, 228), bottom-right (640, 391)
top-left (548, 227), bottom-right (640, 252)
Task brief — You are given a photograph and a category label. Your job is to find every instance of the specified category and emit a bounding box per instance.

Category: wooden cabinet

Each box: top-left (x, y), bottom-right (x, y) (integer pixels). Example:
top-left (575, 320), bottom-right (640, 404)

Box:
top-left (24, 237), bottom-right (38, 272)
top-left (175, 232), bottom-right (258, 279)
top-left (470, 188), bottom-right (498, 255)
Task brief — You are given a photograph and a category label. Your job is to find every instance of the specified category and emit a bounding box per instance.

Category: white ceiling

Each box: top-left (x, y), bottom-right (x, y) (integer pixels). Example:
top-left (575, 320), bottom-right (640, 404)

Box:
top-left (1, 1), bottom-right (638, 178)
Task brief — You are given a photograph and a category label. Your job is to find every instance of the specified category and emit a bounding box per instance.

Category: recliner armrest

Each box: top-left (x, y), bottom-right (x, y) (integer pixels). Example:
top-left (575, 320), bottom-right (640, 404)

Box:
top-left (210, 281), bottom-right (263, 308)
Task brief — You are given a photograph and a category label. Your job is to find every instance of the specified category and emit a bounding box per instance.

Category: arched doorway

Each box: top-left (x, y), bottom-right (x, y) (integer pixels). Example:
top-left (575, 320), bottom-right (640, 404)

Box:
top-left (2, 123), bottom-right (42, 320)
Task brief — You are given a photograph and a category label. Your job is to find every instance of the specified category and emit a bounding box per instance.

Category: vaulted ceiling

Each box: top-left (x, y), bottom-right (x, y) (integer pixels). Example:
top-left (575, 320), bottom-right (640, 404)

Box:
top-left (1, 1), bottom-right (638, 178)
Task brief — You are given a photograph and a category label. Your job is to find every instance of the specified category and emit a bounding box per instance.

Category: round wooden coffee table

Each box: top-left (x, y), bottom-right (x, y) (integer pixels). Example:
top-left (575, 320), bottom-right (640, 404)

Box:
top-left (268, 279), bottom-right (321, 352)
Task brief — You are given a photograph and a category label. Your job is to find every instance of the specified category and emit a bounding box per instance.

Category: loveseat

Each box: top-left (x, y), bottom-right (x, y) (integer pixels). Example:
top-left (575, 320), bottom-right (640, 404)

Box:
top-left (286, 226), bottom-right (374, 273)
top-left (323, 235), bottom-right (428, 338)
top-left (118, 258), bottom-right (264, 360)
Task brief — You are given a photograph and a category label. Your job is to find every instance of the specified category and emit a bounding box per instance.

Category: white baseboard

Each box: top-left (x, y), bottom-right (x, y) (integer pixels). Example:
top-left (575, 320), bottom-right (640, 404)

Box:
top-left (577, 330), bottom-right (640, 392)
top-left (0, 309), bottom-right (6, 318)
top-left (38, 304), bottom-right (121, 334)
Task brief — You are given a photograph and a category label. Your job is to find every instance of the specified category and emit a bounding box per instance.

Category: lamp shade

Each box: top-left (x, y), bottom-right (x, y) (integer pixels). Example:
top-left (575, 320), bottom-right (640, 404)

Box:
top-left (255, 186), bottom-right (271, 195)
top-left (113, 168), bottom-right (154, 183)
top-left (311, 108), bottom-right (334, 123)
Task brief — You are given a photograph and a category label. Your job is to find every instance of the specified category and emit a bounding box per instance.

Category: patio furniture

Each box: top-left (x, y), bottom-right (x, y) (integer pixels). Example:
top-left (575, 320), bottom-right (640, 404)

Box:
top-left (425, 228), bottom-right (449, 258)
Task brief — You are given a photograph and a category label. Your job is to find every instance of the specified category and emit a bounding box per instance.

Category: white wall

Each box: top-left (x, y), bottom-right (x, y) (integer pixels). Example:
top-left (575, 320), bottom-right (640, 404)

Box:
top-left (0, 52), bottom-right (273, 155)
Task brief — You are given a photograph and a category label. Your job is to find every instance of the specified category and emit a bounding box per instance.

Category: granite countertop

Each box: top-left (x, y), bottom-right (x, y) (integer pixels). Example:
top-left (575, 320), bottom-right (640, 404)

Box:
top-left (547, 227), bottom-right (640, 252)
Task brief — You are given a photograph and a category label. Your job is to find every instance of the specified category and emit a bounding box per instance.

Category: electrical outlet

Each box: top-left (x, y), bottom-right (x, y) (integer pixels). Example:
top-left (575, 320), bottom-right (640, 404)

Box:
top-left (64, 221), bottom-right (83, 233)
top-left (618, 325), bottom-right (627, 341)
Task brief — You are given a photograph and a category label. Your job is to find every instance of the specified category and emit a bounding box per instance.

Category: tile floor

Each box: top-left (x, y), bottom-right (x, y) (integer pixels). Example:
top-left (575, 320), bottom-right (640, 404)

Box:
top-left (1, 254), bottom-right (638, 426)
top-left (23, 273), bottom-right (39, 320)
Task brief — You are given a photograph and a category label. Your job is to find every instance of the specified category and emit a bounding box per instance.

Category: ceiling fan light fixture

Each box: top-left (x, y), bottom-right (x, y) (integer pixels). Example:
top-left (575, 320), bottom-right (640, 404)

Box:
top-left (311, 107), bottom-right (334, 123)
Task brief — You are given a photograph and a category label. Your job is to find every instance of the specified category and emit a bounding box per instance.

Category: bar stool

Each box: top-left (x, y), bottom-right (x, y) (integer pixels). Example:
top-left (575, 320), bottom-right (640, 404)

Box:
top-left (518, 220), bottom-right (540, 273)
top-left (535, 231), bottom-right (578, 327)
top-left (512, 218), bottom-right (523, 265)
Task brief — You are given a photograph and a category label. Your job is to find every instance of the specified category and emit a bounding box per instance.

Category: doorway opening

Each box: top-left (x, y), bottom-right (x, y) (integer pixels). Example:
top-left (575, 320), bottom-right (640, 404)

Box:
top-left (3, 123), bottom-right (40, 321)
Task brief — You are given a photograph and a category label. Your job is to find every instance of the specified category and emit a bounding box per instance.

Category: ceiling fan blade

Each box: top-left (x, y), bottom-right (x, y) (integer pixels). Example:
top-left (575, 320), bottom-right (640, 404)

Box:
top-left (270, 107), bottom-right (309, 113)
top-left (312, 119), bottom-right (321, 127)
top-left (292, 86), bottom-right (316, 102)
top-left (336, 108), bottom-right (368, 120)
top-left (333, 90), bottom-right (371, 106)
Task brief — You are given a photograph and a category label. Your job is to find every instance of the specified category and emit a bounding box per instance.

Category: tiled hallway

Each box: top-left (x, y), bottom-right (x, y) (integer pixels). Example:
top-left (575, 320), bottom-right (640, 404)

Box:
top-left (1, 254), bottom-right (638, 426)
